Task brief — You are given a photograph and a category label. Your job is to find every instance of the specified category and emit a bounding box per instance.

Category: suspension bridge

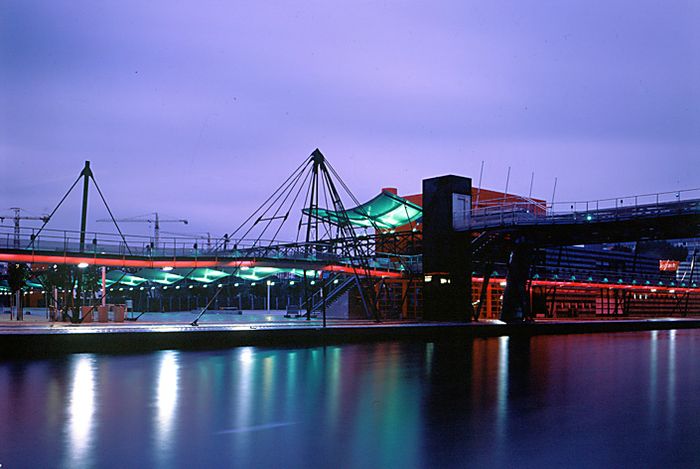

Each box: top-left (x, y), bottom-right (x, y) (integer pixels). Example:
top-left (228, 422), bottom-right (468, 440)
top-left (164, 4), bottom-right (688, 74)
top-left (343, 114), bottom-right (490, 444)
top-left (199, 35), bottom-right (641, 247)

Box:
top-left (1, 150), bottom-right (699, 324)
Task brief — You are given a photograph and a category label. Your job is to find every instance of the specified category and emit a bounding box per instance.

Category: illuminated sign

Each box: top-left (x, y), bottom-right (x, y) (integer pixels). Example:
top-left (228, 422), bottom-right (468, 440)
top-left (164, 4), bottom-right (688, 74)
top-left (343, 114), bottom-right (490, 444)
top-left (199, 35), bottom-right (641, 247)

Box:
top-left (659, 260), bottom-right (679, 272)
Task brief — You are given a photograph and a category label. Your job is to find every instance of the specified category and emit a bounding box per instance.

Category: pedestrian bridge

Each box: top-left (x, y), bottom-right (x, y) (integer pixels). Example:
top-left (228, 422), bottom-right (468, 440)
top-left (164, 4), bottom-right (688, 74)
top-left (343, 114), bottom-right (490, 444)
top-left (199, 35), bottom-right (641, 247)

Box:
top-left (455, 188), bottom-right (700, 247)
top-left (0, 226), bottom-right (407, 278)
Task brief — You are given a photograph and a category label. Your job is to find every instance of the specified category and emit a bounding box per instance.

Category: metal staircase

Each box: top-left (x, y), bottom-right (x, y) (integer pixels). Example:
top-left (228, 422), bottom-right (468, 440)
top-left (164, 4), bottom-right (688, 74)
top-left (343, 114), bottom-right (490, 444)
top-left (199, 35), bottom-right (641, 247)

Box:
top-left (285, 273), bottom-right (356, 318)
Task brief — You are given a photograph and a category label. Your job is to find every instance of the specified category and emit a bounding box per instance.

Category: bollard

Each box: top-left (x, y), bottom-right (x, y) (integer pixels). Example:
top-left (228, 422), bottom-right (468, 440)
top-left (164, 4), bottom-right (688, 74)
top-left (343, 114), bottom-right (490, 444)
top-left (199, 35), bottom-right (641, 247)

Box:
top-left (98, 305), bottom-right (109, 322)
top-left (82, 306), bottom-right (94, 322)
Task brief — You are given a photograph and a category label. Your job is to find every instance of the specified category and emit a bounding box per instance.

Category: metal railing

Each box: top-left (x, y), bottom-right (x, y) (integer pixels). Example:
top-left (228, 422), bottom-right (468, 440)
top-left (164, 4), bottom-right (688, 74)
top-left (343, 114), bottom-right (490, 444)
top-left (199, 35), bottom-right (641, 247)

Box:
top-left (455, 188), bottom-right (700, 230)
top-left (0, 225), bottom-right (411, 273)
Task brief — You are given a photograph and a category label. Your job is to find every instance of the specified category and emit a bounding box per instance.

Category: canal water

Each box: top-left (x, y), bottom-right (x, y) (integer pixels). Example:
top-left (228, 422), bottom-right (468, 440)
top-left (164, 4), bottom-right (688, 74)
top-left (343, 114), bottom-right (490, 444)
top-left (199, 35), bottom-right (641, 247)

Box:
top-left (1, 329), bottom-right (699, 468)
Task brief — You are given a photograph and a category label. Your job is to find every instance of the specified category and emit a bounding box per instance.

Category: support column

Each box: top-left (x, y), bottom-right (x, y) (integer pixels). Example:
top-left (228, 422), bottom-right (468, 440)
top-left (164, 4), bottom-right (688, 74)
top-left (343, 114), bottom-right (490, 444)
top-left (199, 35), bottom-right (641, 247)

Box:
top-left (79, 161), bottom-right (92, 252)
top-left (500, 240), bottom-right (533, 323)
top-left (422, 175), bottom-right (472, 321)
top-left (101, 266), bottom-right (107, 307)
top-left (75, 161), bottom-right (92, 323)
top-left (486, 281), bottom-right (492, 318)
top-left (401, 281), bottom-right (407, 319)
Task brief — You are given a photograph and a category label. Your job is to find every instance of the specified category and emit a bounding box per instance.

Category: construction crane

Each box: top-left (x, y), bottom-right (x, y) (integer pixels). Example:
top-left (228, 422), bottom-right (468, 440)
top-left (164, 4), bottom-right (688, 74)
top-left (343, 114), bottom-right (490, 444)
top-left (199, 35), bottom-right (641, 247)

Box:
top-left (96, 212), bottom-right (188, 248)
top-left (0, 208), bottom-right (50, 248)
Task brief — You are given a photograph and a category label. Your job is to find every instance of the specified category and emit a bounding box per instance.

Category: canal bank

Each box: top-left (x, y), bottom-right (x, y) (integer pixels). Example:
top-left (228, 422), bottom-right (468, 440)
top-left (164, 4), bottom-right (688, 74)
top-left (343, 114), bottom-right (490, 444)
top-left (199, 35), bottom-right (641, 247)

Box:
top-left (2, 317), bottom-right (700, 357)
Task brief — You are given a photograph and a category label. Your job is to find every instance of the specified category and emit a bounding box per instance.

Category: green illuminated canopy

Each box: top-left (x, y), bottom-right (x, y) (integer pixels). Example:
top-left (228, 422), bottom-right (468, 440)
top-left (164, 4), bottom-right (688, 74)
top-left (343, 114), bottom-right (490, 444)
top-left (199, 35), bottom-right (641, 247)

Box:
top-left (303, 190), bottom-right (422, 229)
top-left (221, 267), bottom-right (319, 282)
top-left (106, 270), bottom-right (147, 287)
top-left (173, 268), bottom-right (230, 284)
top-left (230, 266), bottom-right (284, 281)
top-left (135, 268), bottom-right (184, 285)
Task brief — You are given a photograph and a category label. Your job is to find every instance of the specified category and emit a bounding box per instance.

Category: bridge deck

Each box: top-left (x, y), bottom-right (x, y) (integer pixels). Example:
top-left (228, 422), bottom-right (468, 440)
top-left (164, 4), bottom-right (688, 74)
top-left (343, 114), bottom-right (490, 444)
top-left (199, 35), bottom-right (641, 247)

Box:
top-left (456, 198), bottom-right (700, 231)
top-left (0, 226), bottom-right (410, 276)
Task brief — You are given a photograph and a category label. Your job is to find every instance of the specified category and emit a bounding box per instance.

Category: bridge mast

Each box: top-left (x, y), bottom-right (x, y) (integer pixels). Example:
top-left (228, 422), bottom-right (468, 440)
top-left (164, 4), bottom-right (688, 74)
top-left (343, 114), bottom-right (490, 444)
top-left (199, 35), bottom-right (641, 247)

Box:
top-left (79, 161), bottom-right (93, 253)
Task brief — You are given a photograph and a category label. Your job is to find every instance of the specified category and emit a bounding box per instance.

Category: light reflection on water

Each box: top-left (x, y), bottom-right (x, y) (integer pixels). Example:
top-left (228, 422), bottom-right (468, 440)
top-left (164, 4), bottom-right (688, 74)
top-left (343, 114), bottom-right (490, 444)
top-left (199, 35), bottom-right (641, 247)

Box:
top-left (2, 330), bottom-right (700, 468)
top-left (494, 335), bottom-right (509, 464)
top-left (667, 328), bottom-right (677, 436)
top-left (649, 329), bottom-right (658, 426)
top-left (65, 354), bottom-right (96, 469)
top-left (154, 350), bottom-right (179, 466)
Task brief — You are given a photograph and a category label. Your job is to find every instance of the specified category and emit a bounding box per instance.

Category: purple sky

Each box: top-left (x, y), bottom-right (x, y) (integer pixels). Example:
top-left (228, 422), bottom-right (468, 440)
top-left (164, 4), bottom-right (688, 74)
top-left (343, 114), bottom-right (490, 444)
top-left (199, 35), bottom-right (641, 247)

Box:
top-left (1, 1), bottom-right (698, 239)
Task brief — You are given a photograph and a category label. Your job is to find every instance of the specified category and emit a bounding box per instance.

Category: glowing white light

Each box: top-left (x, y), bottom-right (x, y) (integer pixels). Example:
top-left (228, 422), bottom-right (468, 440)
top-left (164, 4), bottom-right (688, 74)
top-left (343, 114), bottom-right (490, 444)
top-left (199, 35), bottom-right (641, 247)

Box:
top-left (162, 266), bottom-right (174, 272)
top-left (77, 262), bottom-right (89, 269)
top-left (65, 355), bottom-right (96, 467)
top-left (236, 347), bottom-right (255, 432)
top-left (240, 347), bottom-right (254, 365)
top-left (155, 351), bottom-right (180, 458)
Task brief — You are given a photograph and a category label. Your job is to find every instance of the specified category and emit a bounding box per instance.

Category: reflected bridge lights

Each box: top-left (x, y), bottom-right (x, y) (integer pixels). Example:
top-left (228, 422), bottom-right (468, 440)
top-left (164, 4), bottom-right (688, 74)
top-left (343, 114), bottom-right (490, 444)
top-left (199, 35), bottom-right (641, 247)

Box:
top-left (155, 350), bottom-right (180, 455)
top-left (66, 354), bottom-right (96, 468)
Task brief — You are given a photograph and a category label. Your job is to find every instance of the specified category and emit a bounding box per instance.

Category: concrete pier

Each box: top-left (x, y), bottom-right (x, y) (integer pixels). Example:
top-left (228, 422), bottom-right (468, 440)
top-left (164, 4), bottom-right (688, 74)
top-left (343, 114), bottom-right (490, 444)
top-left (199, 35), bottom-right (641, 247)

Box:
top-left (2, 314), bottom-right (700, 357)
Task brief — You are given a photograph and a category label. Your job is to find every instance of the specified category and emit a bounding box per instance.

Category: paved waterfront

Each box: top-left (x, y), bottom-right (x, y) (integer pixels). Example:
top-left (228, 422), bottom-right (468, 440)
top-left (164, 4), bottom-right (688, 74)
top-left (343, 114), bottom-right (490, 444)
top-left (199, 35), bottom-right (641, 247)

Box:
top-left (0, 308), bottom-right (429, 332)
top-left (3, 307), bottom-right (700, 362)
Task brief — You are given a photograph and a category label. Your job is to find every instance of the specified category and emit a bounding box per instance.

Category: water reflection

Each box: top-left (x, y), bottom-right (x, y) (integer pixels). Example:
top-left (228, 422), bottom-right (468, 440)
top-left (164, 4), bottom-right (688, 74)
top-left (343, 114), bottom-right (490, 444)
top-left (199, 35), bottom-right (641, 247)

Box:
top-left (4, 331), bottom-right (700, 468)
top-left (64, 354), bottom-right (96, 469)
top-left (495, 336), bottom-right (509, 451)
top-left (325, 346), bottom-right (341, 430)
top-left (649, 330), bottom-right (658, 426)
top-left (154, 350), bottom-right (180, 463)
top-left (667, 329), bottom-right (677, 435)
top-left (231, 346), bottom-right (255, 458)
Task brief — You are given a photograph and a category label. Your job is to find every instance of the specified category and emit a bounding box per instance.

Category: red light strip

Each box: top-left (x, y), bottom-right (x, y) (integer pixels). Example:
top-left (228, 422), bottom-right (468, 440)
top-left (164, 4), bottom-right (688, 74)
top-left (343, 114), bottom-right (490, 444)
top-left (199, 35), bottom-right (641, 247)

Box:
top-left (0, 252), bottom-right (403, 278)
top-left (472, 277), bottom-right (697, 293)
top-left (4, 253), bottom-right (686, 286)
top-left (324, 264), bottom-right (404, 278)
top-left (0, 253), bottom-right (254, 269)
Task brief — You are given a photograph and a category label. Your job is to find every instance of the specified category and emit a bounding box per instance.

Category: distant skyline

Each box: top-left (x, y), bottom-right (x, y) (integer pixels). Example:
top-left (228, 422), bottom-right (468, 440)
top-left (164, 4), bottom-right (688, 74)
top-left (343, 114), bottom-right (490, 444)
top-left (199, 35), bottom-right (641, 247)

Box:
top-left (1, 0), bottom-right (698, 238)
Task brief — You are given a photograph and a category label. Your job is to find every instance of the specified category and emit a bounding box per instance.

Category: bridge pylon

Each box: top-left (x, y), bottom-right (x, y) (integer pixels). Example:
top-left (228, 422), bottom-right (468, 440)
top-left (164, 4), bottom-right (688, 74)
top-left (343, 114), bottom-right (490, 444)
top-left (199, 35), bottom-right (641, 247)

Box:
top-left (219, 148), bottom-right (384, 321)
top-left (25, 161), bottom-right (130, 323)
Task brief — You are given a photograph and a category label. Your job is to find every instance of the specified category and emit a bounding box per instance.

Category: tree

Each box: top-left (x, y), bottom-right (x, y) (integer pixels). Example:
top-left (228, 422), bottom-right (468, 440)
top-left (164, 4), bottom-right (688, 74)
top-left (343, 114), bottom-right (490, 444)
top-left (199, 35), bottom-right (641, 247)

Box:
top-left (7, 263), bottom-right (28, 292)
top-left (38, 264), bottom-right (102, 323)
top-left (7, 263), bottom-right (29, 320)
